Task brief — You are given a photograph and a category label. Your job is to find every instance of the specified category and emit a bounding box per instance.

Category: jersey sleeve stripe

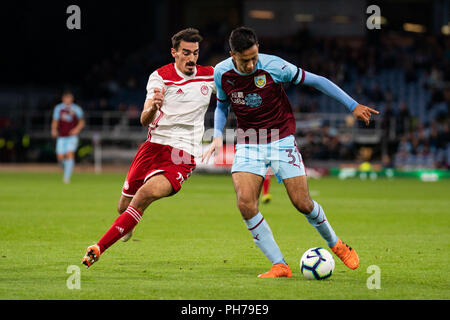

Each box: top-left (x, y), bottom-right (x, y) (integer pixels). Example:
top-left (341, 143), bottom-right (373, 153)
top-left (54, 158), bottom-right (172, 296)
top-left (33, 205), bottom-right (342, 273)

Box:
top-left (299, 68), bottom-right (305, 84)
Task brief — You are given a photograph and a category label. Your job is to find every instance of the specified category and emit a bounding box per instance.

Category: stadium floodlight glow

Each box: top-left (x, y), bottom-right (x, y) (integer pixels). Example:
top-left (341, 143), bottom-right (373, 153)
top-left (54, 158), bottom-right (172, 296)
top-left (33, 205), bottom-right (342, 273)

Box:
top-left (249, 10), bottom-right (275, 20)
top-left (331, 16), bottom-right (350, 23)
top-left (295, 14), bottom-right (314, 22)
top-left (442, 24), bottom-right (450, 35)
top-left (403, 23), bottom-right (426, 33)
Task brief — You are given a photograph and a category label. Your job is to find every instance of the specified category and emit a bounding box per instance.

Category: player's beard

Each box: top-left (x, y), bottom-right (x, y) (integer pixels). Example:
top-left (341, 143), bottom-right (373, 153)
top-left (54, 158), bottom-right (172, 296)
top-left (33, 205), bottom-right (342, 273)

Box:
top-left (185, 62), bottom-right (196, 76)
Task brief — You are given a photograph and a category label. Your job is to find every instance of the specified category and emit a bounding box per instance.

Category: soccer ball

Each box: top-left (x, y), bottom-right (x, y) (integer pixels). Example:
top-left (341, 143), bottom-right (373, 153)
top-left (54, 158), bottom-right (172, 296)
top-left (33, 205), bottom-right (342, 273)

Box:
top-left (300, 247), bottom-right (335, 280)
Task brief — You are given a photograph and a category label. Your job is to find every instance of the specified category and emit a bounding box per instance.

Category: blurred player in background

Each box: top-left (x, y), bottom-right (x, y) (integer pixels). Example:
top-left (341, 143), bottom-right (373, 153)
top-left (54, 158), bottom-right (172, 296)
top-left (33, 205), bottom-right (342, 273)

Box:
top-left (204, 27), bottom-right (378, 278)
top-left (51, 91), bottom-right (85, 184)
top-left (82, 28), bottom-right (216, 268)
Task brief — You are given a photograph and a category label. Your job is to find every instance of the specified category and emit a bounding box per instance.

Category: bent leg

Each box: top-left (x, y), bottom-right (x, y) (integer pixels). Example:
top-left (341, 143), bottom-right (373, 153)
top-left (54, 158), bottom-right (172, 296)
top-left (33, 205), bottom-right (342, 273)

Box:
top-left (283, 176), bottom-right (314, 213)
top-left (96, 174), bottom-right (173, 253)
top-left (129, 174), bottom-right (173, 212)
top-left (284, 176), bottom-right (338, 247)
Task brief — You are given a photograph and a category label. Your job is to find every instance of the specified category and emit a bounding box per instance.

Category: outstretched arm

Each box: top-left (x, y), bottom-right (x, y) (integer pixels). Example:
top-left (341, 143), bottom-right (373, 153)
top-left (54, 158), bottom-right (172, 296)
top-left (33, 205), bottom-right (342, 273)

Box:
top-left (302, 71), bottom-right (379, 125)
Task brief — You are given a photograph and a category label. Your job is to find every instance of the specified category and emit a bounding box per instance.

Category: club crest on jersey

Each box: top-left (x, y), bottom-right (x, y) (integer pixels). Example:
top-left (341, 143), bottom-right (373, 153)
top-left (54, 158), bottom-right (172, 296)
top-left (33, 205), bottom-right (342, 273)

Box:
top-left (254, 75), bottom-right (266, 88)
top-left (200, 85), bottom-right (209, 96)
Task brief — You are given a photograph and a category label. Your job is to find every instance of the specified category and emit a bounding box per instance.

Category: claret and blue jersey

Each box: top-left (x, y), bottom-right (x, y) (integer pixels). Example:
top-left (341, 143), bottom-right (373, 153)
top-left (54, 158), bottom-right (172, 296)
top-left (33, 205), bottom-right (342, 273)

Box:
top-left (214, 53), bottom-right (304, 143)
top-left (213, 52), bottom-right (359, 182)
top-left (52, 103), bottom-right (84, 137)
top-left (213, 53), bottom-right (359, 144)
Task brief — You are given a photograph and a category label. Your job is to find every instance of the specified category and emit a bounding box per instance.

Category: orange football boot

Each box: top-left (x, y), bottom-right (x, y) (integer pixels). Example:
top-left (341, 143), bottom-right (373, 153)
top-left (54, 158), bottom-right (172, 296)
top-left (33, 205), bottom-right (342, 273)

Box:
top-left (82, 244), bottom-right (101, 268)
top-left (330, 238), bottom-right (359, 270)
top-left (257, 263), bottom-right (292, 278)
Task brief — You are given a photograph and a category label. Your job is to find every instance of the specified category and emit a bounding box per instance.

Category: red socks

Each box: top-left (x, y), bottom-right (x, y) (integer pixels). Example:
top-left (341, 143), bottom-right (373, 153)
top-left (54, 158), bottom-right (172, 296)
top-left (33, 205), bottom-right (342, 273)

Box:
top-left (97, 205), bottom-right (142, 253)
top-left (263, 174), bottom-right (271, 195)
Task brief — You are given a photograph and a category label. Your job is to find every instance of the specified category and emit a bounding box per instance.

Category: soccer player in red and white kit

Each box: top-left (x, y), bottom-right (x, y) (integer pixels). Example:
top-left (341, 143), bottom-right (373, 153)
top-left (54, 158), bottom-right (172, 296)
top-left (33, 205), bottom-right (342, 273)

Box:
top-left (82, 28), bottom-right (215, 267)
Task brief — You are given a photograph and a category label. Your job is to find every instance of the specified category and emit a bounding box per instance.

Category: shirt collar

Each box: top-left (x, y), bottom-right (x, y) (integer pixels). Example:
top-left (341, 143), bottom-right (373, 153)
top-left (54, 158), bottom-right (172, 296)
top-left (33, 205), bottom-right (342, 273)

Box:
top-left (174, 63), bottom-right (197, 79)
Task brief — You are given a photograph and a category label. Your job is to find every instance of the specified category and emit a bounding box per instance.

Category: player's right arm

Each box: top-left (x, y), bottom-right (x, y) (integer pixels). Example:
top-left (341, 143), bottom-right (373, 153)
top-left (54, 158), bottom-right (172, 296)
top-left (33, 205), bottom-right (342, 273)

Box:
top-left (201, 99), bottom-right (229, 163)
top-left (202, 66), bottom-right (229, 163)
top-left (51, 105), bottom-right (60, 138)
top-left (51, 120), bottom-right (58, 138)
top-left (140, 87), bottom-right (165, 127)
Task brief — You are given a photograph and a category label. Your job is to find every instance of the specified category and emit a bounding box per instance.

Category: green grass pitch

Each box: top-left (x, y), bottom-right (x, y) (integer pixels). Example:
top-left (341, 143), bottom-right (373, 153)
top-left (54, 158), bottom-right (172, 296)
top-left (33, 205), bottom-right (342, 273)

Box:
top-left (0, 171), bottom-right (449, 300)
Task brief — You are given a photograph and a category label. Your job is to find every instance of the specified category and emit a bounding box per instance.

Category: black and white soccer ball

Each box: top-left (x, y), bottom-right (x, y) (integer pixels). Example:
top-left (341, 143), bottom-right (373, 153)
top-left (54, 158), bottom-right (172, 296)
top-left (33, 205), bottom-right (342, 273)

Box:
top-left (300, 247), bottom-right (335, 280)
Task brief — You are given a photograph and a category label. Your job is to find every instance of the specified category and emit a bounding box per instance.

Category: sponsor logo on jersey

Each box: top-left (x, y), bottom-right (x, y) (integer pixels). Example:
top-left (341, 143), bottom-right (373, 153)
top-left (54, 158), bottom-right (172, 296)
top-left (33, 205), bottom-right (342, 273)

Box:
top-left (231, 91), bottom-right (246, 105)
top-left (245, 93), bottom-right (262, 108)
top-left (254, 75), bottom-right (266, 88)
top-left (123, 180), bottom-right (129, 190)
top-left (61, 110), bottom-right (75, 122)
top-left (176, 88), bottom-right (184, 94)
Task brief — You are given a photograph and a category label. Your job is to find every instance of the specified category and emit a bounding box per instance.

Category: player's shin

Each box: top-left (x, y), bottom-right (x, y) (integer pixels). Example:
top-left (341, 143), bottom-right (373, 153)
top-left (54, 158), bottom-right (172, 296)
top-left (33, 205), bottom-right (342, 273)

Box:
top-left (97, 205), bottom-right (143, 253)
top-left (64, 158), bottom-right (74, 181)
top-left (304, 201), bottom-right (338, 248)
top-left (244, 212), bottom-right (286, 265)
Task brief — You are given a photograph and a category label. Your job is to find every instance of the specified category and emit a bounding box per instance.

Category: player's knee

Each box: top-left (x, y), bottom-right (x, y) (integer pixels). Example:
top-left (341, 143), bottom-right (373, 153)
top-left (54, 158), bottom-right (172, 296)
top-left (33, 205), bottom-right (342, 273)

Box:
top-left (237, 197), bottom-right (258, 218)
top-left (293, 197), bottom-right (314, 214)
top-left (140, 190), bottom-right (160, 205)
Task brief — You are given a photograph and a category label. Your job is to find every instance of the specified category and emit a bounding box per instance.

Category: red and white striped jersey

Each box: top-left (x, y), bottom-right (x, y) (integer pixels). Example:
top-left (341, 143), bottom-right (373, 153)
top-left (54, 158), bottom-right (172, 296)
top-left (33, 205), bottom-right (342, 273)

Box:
top-left (145, 63), bottom-right (215, 157)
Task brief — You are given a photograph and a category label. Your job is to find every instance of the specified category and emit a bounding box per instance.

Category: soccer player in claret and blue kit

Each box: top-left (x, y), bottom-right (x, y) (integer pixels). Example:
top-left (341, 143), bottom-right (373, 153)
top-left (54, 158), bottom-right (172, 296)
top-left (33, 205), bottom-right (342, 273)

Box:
top-left (203, 27), bottom-right (379, 278)
top-left (51, 91), bottom-right (85, 184)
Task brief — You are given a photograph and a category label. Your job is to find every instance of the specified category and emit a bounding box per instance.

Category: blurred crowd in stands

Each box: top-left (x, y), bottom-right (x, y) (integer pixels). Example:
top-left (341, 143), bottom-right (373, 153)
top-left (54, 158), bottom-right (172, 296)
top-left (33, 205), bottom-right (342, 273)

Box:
top-left (1, 28), bottom-right (449, 168)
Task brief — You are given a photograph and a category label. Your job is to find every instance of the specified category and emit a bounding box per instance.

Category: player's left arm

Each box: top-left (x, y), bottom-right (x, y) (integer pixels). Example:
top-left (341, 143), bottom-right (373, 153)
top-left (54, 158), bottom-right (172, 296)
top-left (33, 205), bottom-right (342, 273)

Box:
top-left (51, 106), bottom-right (60, 138)
top-left (69, 106), bottom-right (85, 136)
top-left (301, 71), bottom-right (379, 125)
top-left (269, 55), bottom-right (379, 126)
top-left (69, 119), bottom-right (85, 136)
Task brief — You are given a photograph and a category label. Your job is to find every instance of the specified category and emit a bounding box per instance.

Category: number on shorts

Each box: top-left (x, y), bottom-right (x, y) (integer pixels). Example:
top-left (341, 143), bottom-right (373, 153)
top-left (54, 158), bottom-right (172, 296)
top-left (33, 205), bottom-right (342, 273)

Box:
top-left (286, 149), bottom-right (296, 164)
top-left (285, 148), bottom-right (301, 168)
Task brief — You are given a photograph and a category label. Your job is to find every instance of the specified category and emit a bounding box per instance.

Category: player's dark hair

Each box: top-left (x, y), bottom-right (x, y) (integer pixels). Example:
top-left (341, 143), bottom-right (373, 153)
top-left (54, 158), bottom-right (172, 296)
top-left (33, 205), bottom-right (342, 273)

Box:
top-left (171, 28), bottom-right (203, 50)
top-left (62, 90), bottom-right (73, 97)
top-left (229, 26), bottom-right (258, 53)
